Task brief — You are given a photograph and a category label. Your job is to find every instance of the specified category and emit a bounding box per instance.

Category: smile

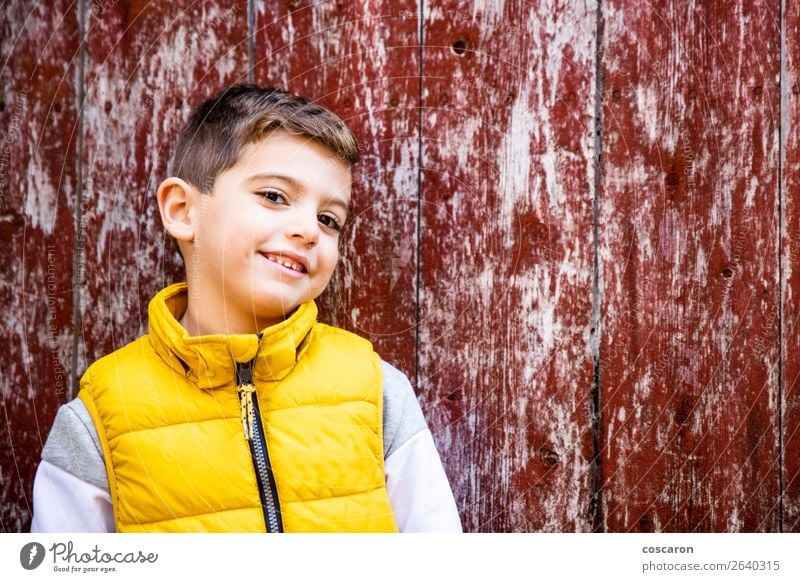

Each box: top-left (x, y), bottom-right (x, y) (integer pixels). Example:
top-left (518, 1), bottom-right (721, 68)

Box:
top-left (262, 253), bottom-right (307, 274)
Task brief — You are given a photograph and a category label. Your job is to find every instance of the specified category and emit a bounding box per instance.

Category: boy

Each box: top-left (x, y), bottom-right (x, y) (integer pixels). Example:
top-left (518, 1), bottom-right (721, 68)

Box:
top-left (31, 84), bottom-right (461, 532)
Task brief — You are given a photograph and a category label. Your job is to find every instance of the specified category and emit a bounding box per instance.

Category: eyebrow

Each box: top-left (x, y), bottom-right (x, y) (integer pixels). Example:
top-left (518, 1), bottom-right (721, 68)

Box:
top-left (245, 172), bottom-right (351, 216)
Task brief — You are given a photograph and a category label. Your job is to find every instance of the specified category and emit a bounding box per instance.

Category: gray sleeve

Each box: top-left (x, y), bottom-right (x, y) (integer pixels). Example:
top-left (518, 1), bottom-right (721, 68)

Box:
top-left (381, 360), bottom-right (428, 459)
top-left (41, 399), bottom-right (108, 491)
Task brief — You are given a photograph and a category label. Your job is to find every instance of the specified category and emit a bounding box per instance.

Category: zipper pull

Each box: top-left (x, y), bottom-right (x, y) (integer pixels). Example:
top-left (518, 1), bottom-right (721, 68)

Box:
top-left (235, 360), bottom-right (256, 441)
top-left (239, 383), bottom-right (256, 441)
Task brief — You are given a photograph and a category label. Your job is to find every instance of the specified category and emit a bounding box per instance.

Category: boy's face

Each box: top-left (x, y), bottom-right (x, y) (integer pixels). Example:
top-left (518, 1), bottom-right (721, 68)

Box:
top-left (188, 130), bottom-right (352, 332)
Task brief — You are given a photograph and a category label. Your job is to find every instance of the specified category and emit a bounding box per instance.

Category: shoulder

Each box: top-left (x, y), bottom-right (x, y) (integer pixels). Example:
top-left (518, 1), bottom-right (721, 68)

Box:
top-left (79, 336), bottom-right (161, 401)
top-left (41, 399), bottom-right (107, 490)
top-left (81, 335), bottom-right (154, 383)
top-left (304, 324), bottom-right (430, 457)
top-left (310, 322), bottom-right (375, 352)
top-left (381, 360), bottom-right (416, 407)
top-left (380, 360), bottom-right (428, 459)
top-left (306, 323), bottom-right (381, 379)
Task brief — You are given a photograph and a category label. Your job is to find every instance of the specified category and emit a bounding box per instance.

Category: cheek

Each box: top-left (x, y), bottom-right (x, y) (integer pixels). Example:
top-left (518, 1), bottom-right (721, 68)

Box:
top-left (223, 213), bottom-right (261, 250)
top-left (318, 245), bottom-right (340, 278)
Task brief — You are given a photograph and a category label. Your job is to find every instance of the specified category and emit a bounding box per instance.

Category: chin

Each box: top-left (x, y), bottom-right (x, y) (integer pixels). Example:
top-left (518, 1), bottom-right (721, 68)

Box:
top-left (254, 297), bottom-right (302, 319)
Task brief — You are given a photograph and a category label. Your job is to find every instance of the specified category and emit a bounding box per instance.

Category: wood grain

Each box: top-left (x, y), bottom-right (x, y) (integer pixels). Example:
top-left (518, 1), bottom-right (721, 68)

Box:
top-left (599, 0), bottom-right (781, 531)
top-left (0, 0), bottom-right (79, 532)
top-left (782, 0), bottom-right (800, 533)
top-left (419, 1), bottom-right (598, 531)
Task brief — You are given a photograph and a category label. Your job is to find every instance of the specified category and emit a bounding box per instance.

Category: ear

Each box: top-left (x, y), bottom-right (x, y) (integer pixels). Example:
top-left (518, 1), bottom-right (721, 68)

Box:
top-left (157, 177), bottom-right (199, 243)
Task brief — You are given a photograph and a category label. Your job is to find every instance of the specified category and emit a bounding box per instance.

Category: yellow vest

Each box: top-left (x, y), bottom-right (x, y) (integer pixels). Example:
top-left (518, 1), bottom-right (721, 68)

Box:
top-left (78, 283), bottom-right (397, 532)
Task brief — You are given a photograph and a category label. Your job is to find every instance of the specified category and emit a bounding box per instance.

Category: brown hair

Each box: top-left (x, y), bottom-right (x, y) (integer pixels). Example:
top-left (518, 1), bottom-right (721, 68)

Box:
top-left (171, 84), bottom-right (360, 193)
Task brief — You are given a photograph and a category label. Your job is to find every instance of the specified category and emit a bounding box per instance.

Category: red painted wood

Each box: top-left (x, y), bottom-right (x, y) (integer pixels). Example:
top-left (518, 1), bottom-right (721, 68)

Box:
top-left (0, 1), bottom-right (79, 532)
top-left (253, 3), bottom-right (421, 379)
top-left (599, 0), bottom-right (781, 531)
top-left (783, 0), bottom-right (800, 533)
top-left (420, 1), bottom-right (597, 531)
top-left (4, 0), bottom-right (799, 534)
top-left (79, 2), bottom-right (249, 369)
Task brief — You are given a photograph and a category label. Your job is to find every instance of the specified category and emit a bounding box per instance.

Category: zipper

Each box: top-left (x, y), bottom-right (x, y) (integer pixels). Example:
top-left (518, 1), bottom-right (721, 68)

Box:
top-left (236, 359), bottom-right (283, 533)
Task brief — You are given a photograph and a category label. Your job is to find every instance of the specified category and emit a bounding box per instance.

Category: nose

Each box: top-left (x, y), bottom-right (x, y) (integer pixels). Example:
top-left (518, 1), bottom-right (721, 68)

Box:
top-left (286, 206), bottom-right (319, 247)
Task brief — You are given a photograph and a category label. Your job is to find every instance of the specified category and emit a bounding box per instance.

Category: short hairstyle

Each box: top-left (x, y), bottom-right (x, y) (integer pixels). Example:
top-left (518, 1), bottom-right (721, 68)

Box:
top-left (170, 84), bottom-right (360, 193)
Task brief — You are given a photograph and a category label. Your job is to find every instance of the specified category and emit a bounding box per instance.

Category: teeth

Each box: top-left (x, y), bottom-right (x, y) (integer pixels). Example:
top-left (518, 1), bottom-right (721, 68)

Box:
top-left (266, 253), bottom-right (304, 272)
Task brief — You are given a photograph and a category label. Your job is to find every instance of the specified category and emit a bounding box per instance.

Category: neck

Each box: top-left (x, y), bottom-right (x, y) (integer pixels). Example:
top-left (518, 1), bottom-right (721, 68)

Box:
top-left (179, 288), bottom-right (286, 336)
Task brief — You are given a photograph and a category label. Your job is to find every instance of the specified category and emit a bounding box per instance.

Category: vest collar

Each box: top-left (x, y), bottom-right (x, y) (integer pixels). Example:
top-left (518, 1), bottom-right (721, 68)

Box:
top-left (147, 283), bottom-right (318, 389)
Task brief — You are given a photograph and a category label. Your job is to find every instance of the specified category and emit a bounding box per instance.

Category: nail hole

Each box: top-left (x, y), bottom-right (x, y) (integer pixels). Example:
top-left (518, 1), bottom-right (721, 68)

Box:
top-left (452, 39), bottom-right (467, 55)
top-left (665, 172), bottom-right (680, 187)
top-left (540, 449), bottom-right (559, 466)
top-left (104, 100), bottom-right (112, 114)
top-left (722, 268), bottom-right (734, 279)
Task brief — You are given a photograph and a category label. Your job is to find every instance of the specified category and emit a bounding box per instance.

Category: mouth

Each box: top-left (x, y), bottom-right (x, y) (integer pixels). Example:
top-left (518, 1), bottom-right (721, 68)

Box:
top-left (261, 252), bottom-right (308, 274)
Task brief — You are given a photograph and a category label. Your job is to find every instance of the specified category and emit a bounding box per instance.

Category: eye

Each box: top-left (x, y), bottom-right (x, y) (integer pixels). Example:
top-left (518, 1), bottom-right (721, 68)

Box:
top-left (260, 189), bottom-right (287, 204)
top-left (318, 213), bottom-right (343, 232)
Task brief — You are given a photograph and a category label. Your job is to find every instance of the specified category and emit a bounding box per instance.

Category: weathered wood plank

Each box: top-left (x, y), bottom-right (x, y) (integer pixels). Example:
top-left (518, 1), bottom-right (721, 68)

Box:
top-left (0, 1), bottom-right (79, 531)
top-left (79, 2), bottom-right (249, 369)
top-left (420, 1), bottom-right (597, 531)
top-left (599, 0), bottom-right (781, 531)
top-left (253, 2), bottom-right (421, 379)
top-left (782, 0), bottom-right (800, 533)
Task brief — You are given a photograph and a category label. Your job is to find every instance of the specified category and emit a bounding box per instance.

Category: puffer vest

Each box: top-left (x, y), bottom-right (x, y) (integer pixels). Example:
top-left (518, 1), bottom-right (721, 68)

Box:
top-left (78, 283), bottom-right (397, 532)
